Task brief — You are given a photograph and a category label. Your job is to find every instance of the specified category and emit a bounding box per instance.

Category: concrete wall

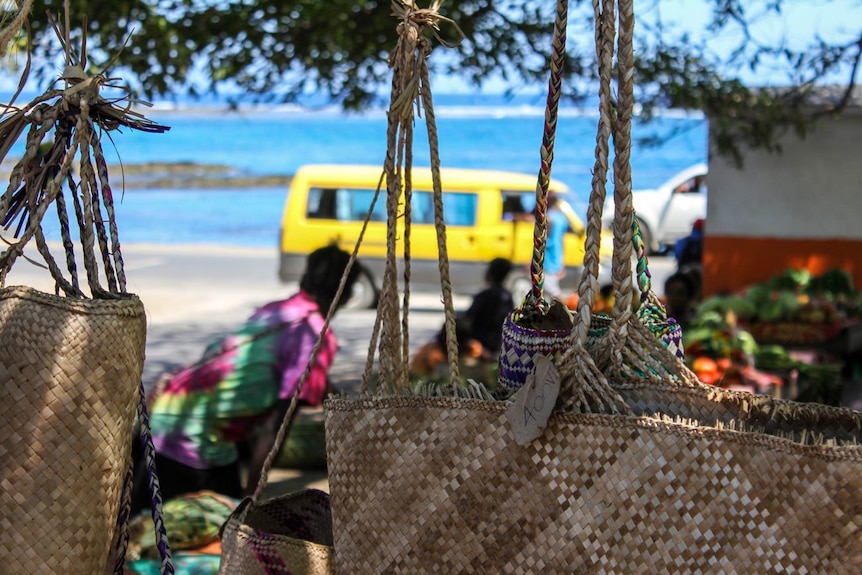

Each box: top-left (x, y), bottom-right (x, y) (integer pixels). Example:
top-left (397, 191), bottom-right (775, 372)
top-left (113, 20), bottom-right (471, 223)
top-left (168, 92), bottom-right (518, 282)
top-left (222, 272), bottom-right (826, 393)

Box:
top-left (708, 111), bottom-right (862, 240)
top-left (703, 109), bottom-right (862, 295)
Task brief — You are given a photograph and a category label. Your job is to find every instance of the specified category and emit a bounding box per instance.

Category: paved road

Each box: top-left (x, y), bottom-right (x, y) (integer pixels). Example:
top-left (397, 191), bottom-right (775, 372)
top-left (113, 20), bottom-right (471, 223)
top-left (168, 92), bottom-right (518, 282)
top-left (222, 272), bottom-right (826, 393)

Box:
top-left (133, 253), bottom-right (678, 391)
top-left (4, 241), bottom-right (677, 391)
top-left (4, 242), bottom-right (678, 496)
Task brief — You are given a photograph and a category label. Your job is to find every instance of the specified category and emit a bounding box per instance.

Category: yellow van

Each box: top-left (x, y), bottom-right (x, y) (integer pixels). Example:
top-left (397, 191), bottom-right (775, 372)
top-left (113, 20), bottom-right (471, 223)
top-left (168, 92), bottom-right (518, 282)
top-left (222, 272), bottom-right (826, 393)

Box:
top-left (278, 164), bottom-right (610, 307)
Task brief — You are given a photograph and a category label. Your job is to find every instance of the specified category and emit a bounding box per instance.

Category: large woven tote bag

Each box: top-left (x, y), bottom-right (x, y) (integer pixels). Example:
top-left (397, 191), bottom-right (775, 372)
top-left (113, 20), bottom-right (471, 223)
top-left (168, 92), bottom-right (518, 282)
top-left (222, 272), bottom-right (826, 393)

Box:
top-left (0, 28), bottom-right (173, 573)
top-left (323, 0), bottom-right (618, 570)
top-left (325, 1), bottom-right (862, 573)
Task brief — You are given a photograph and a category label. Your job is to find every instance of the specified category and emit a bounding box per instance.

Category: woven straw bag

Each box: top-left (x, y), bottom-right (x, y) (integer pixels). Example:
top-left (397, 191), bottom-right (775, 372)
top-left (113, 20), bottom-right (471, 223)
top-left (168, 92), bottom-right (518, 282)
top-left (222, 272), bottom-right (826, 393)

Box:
top-left (0, 286), bottom-right (147, 573)
top-left (324, 0), bottom-right (862, 573)
top-left (0, 25), bottom-right (173, 573)
top-left (219, 489), bottom-right (334, 574)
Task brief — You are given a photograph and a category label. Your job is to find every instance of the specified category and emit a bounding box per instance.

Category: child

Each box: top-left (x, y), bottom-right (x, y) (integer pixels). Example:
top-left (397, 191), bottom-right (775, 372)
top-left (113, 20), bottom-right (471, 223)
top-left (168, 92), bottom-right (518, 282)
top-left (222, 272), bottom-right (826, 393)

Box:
top-left (663, 272), bottom-right (698, 329)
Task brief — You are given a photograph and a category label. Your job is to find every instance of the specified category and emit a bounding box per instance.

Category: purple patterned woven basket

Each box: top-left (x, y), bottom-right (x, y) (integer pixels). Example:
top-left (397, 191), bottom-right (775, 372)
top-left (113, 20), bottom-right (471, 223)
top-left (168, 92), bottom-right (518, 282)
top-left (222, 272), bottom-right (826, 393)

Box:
top-left (497, 310), bottom-right (576, 391)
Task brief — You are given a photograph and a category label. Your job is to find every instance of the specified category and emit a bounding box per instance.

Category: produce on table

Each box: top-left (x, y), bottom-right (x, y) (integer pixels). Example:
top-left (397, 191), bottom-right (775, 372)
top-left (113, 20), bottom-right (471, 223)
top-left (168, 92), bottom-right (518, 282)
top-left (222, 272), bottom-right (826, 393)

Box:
top-left (754, 345), bottom-right (844, 406)
top-left (683, 308), bottom-right (770, 388)
top-left (702, 268), bottom-right (860, 345)
top-left (683, 266), bottom-right (855, 403)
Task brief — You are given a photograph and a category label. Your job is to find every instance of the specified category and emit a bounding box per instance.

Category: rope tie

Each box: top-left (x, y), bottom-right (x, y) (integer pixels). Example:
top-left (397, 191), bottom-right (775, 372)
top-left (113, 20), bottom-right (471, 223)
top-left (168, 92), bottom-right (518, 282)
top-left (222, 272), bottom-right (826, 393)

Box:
top-left (362, 0), bottom-right (465, 393)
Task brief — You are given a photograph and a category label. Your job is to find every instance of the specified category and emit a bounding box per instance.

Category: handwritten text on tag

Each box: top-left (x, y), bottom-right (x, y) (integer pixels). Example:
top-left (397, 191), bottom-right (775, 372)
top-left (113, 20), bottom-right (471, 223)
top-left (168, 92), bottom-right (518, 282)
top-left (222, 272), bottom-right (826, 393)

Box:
top-left (506, 355), bottom-right (560, 445)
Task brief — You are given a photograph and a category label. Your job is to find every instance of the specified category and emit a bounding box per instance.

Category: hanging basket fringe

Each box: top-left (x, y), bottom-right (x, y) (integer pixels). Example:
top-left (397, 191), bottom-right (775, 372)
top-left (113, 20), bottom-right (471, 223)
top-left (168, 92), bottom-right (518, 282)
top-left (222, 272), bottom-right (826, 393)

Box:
top-left (0, 14), bottom-right (168, 297)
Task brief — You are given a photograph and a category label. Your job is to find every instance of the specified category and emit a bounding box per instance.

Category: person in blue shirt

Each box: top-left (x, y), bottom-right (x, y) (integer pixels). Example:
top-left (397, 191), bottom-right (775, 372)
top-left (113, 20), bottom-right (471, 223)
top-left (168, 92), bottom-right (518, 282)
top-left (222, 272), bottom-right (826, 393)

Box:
top-left (543, 192), bottom-right (568, 301)
top-left (674, 218), bottom-right (704, 271)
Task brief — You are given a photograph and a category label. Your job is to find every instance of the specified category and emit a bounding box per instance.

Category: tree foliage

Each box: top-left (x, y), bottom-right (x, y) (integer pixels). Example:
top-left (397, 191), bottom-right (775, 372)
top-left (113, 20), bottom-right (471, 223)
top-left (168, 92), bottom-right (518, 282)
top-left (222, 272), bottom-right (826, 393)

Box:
top-left (5, 0), bottom-right (862, 164)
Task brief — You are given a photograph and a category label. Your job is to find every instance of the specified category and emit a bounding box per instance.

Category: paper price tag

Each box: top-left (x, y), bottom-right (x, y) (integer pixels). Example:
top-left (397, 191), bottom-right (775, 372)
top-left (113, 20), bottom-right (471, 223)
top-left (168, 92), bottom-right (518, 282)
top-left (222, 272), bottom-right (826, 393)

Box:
top-left (506, 354), bottom-right (560, 445)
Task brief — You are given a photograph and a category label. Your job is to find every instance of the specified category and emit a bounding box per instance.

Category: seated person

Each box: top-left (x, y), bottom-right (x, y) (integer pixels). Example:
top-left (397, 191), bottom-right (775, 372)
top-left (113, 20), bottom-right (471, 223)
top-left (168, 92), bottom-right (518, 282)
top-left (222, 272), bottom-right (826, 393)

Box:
top-left (593, 284), bottom-right (615, 314)
top-left (459, 257), bottom-right (515, 358)
top-left (132, 244), bottom-right (360, 514)
top-left (663, 272), bottom-right (698, 329)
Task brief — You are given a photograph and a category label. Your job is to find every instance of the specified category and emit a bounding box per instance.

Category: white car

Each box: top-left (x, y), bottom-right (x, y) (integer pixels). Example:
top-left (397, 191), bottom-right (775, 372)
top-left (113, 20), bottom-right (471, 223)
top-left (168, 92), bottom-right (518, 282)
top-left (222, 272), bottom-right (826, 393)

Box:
top-left (602, 163), bottom-right (708, 254)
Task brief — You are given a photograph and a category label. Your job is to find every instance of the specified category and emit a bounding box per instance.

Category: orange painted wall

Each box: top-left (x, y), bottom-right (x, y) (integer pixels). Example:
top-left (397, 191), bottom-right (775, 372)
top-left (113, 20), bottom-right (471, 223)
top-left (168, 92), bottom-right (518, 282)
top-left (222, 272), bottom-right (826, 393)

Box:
top-left (703, 236), bottom-right (862, 296)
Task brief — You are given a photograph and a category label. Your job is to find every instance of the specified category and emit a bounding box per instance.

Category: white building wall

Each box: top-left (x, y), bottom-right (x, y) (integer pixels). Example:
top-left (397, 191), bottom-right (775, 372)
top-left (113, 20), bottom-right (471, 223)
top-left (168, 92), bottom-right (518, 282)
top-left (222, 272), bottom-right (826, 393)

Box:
top-left (707, 111), bottom-right (862, 240)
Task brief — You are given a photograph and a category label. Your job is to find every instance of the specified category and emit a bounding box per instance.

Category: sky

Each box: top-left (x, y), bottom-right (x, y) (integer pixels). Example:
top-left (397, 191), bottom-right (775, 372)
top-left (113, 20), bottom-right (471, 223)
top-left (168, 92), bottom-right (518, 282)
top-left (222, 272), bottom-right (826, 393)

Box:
top-left (436, 0), bottom-right (862, 93)
top-left (1, 0), bottom-right (860, 95)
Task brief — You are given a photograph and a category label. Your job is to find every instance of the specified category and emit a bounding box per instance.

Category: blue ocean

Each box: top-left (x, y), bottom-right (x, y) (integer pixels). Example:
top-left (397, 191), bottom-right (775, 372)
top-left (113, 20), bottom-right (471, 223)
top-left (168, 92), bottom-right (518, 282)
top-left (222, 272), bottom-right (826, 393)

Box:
top-left (4, 93), bottom-right (708, 248)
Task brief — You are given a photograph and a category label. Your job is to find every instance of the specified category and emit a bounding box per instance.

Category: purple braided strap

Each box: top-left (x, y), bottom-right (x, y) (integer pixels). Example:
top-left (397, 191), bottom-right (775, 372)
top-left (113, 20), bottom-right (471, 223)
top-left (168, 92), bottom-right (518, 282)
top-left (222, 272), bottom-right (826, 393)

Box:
top-left (111, 455), bottom-right (135, 574)
top-left (136, 382), bottom-right (175, 574)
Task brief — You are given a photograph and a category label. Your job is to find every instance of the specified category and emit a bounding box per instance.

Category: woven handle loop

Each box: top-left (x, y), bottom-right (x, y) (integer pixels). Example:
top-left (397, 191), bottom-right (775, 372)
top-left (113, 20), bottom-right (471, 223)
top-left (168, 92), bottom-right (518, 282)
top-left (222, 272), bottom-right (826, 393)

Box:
top-left (253, 0), bottom-right (463, 499)
top-left (573, 0), bottom-right (616, 344)
top-left (573, 0), bottom-right (638, 340)
top-left (606, 0), bottom-right (637, 364)
top-left (575, 0), bottom-right (690, 379)
top-left (524, 0), bottom-right (569, 314)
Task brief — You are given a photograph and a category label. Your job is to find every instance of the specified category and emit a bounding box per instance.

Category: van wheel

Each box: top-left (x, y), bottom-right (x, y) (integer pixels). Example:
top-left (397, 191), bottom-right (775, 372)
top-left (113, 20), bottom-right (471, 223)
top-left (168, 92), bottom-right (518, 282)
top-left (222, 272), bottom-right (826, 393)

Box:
top-left (347, 268), bottom-right (379, 310)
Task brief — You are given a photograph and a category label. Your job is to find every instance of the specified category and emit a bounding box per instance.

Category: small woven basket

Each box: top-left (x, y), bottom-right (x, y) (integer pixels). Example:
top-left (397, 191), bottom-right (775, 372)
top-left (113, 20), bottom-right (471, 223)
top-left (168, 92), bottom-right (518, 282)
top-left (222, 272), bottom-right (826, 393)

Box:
top-left (498, 304), bottom-right (575, 390)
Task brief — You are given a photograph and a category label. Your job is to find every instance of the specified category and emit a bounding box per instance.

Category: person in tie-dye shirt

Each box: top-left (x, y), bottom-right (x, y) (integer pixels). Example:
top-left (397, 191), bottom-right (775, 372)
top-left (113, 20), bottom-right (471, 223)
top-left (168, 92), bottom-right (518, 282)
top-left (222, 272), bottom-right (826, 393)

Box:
top-left (132, 245), bottom-right (360, 511)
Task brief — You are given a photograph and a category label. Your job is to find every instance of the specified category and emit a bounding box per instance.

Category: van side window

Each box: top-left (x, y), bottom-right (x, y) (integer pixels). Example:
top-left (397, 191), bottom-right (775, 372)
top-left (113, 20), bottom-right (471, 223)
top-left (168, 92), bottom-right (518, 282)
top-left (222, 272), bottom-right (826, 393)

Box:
top-left (307, 188), bottom-right (338, 219)
top-left (307, 187), bottom-right (387, 222)
top-left (502, 191), bottom-right (535, 222)
top-left (413, 191), bottom-right (477, 226)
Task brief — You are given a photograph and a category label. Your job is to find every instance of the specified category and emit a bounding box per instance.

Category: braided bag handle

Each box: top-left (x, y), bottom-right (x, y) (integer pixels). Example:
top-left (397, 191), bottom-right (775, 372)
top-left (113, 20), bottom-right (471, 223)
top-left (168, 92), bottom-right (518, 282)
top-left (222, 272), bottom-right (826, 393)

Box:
top-left (540, 0), bottom-right (630, 414)
top-left (523, 0), bottom-right (568, 315)
top-left (549, 0), bottom-right (696, 413)
top-left (247, 0), bottom-right (466, 502)
top-left (493, 0), bottom-right (579, 394)
top-left (568, 0), bottom-right (697, 389)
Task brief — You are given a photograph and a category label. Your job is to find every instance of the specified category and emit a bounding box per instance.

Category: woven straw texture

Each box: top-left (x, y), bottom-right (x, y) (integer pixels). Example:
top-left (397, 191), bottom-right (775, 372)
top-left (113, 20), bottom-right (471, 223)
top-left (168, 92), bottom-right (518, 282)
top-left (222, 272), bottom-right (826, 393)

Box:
top-left (325, 394), bottom-right (862, 574)
top-left (219, 489), bottom-right (333, 574)
top-left (0, 285), bottom-right (146, 573)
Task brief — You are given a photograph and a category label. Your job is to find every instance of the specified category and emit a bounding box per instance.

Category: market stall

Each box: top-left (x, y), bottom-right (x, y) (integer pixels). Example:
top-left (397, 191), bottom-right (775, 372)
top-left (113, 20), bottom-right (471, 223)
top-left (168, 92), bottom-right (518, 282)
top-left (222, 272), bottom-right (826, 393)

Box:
top-left (683, 267), bottom-right (862, 405)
